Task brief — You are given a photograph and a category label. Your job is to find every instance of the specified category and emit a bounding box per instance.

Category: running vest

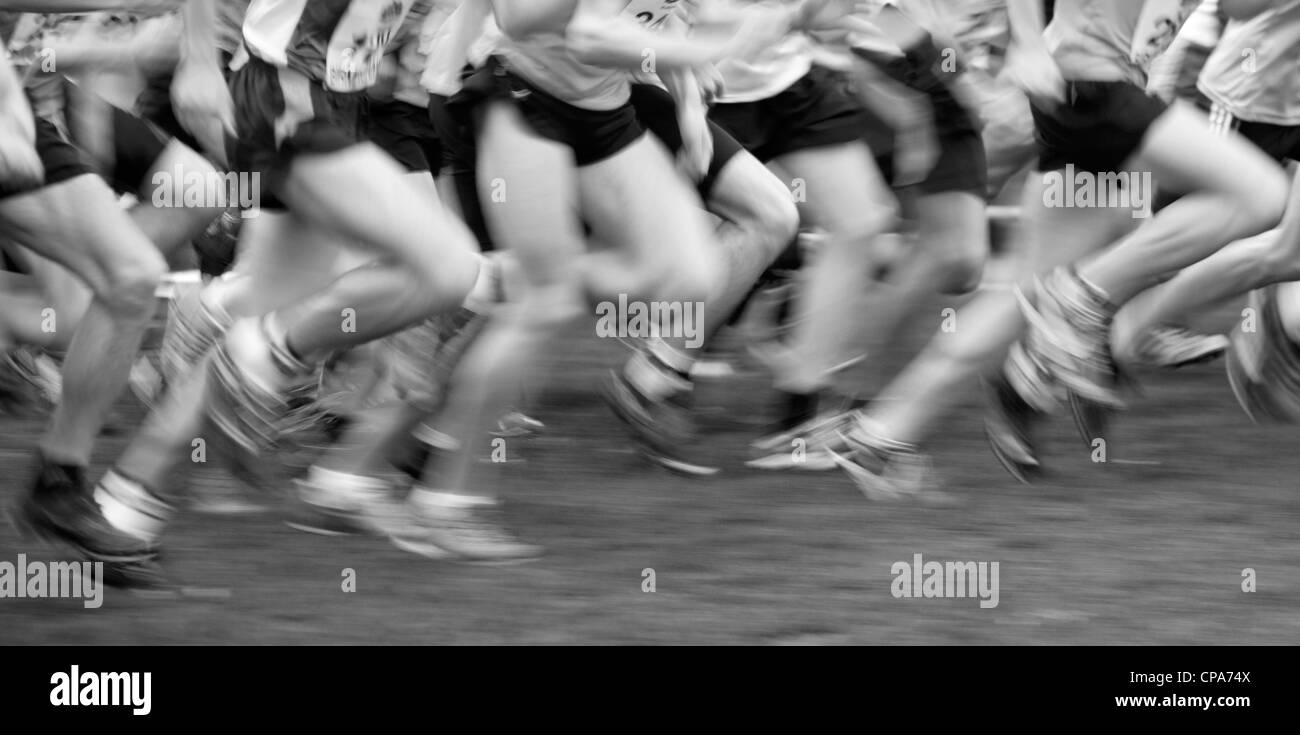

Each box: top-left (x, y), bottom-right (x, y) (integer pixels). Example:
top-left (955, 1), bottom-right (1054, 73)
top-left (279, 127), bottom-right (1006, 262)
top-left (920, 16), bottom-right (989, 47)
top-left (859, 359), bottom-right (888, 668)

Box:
top-left (1045, 0), bottom-right (1198, 86)
top-left (1199, 0), bottom-right (1300, 126)
top-left (714, 35), bottom-right (812, 104)
top-left (241, 0), bottom-right (417, 93)
top-left (386, 0), bottom-right (439, 106)
top-left (496, 0), bottom-right (685, 111)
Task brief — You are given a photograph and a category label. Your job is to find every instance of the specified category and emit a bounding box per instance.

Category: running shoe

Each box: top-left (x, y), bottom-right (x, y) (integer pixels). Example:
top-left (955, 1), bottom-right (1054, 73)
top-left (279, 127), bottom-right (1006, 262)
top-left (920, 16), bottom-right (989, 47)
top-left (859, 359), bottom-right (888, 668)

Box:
top-left (604, 368), bottom-right (719, 476)
top-left (983, 373), bottom-right (1043, 484)
top-left (747, 409), bottom-right (854, 471)
top-left (1124, 325), bottom-right (1229, 369)
top-left (399, 497), bottom-right (542, 563)
top-left (206, 318), bottom-right (316, 456)
top-left (1225, 285), bottom-right (1300, 422)
top-left (828, 420), bottom-right (939, 502)
top-left (1015, 268), bottom-right (1124, 408)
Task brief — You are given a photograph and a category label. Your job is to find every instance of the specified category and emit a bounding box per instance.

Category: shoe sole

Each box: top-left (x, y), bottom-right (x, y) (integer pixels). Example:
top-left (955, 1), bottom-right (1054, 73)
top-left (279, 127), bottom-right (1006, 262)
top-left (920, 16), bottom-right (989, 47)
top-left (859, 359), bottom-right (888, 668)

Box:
top-left (283, 519), bottom-right (359, 537)
top-left (1067, 391), bottom-right (1111, 450)
top-left (983, 423), bottom-right (1037, 485)
top-left (1225, 344), bottom-right (1261, 424)
top-left (11, 500), bottom-right (153, 564)
top-left (640, 444), bottom-right (721, 476)
top-left (744, 451), bottom-right (839, 471)
top-left (827, 448), bottom-right (905, 502)
top-left (392, 533), bottom-right (541, 564)
top-left (1162, 341), bottom-right (1228, 369)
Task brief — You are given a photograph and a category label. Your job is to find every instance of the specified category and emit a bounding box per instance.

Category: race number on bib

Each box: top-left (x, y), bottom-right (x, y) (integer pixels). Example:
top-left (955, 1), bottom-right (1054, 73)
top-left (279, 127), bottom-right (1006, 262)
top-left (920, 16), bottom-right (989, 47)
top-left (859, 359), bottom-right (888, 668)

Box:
top-left (325, 0), bottom-right (413, 92)
top-left (1130, 0), bottom-right (1197, 70)
top-left (621, 0), bottom-right (685, 31)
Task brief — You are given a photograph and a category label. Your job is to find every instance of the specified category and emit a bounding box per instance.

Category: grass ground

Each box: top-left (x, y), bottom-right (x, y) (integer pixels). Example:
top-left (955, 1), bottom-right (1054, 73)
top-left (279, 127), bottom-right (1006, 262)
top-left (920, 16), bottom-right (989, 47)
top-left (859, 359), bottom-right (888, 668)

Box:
top-left (1, 301), bottom-right (1296, 645)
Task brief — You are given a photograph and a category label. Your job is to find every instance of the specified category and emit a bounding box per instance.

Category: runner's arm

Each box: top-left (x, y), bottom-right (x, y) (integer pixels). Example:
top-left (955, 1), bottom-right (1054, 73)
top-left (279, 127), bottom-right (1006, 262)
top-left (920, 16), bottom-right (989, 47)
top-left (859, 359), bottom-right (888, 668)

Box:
top-left (0, 58), bottom-right (44, 190)
top-left (170, 0), bottom-right (234, 166)
top-left (565, 0), bottom-right (794, 72)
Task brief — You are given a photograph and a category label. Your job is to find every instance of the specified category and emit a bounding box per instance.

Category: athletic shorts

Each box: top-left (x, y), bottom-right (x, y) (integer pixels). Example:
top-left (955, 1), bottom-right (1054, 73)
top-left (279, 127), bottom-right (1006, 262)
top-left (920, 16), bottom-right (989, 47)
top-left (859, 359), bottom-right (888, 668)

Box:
top-left (427, 91), bottom-right (494, 251)
top-left (874, 129), bottom-right (988, 197)
top-left (1228, 115), bottom-right (1300, 164)
top-left (448, 56), bottom-right (643, 167)
top-left (708, 65), bottom-right (868, 162)
top-left (1153, 98), bottom-right (1299, 211)
top-left (429, 90), bottom-right (475, 176)
top-left (1031, 80), bottom-right (1168, 174)
top-left (227, 55), bottom-right (367, 210)
top-left (628, 83), bottom-right (744, 199)
top-left (365, 100), bottom-right (443, 175)
top-left (858, 51), bottom-right (988, 196)
top-left (0, 97), bottom-right (170, 200)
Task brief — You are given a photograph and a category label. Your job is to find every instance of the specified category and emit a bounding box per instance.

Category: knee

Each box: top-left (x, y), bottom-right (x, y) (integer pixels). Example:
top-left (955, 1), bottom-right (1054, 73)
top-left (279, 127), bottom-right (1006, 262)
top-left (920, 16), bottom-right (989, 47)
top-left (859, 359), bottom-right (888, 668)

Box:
top-left (825, 202), bottom-right (900, 250)
top-left (420, 235), bottom-right (482, 309)
top-left (750, 187), bottom-right (800, 262)
top-left (931, 244), bottom-right (988, 295)
top-left (99, 240), bottom-right (167, 315)
top-left (1259, 231), bottom-right (1300, 281)
top-left (1236, 169), bottom-right (1289, 235)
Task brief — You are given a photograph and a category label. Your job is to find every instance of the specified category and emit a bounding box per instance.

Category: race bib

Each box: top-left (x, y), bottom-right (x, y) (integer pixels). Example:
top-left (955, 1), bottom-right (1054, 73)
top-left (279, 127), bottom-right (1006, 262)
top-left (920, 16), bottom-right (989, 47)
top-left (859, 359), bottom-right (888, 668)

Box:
top-left (1130, 0), bottom-right (1197, 70)
top-left (621, 0), bottom-right (686, 31)
top-left (325, 0), bottom-right (414, 92)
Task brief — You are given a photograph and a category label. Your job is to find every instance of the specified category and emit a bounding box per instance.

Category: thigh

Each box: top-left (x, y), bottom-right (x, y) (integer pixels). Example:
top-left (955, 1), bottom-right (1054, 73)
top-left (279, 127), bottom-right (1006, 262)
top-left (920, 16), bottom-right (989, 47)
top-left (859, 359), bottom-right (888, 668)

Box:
top-left (1019, 176), bottom-right (1137, 279)
top-left (219, 210), bottom-right (353, 315)
top-left (774, 140), bottom-right (897, 235)
top-left (1132, 100), bottom-right (1284, 197)
top-left (0, 173), bottom-right (157, 296)
top-left (476, 101), bottom-right (585, 288)
top-left (913, 191), bottom-right (988, 259)
top-left (577, 132), bottom-right (717, 286)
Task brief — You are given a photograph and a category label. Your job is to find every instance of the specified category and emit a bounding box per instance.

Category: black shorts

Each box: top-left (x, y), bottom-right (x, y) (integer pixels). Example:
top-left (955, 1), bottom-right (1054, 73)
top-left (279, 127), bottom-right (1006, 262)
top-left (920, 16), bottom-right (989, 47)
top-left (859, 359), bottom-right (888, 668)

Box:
top-left (228, 55), bottom-right (367, 210)
top-left (708, 65), bottom-right (868, 162)
top-left (1032, 80), bottom-right (1168, 173)
top-left (429, 90), bottom-right (475, 175)
top-left (1232, 117), bottom-right (1300, 164)
top-left (628, 83), bottom-right (744, 199)
top-left (874, 129), bottom-right (989, 197)
top-left (428, 91), bottom-right (494, 251)
top-left (365, 100), bottom-right (443, 174)
top-left (857, 51), bottom-right (988, 196)
top-left (448, 56), bottom-right (643, 167)
top-left (0, 98), bottom-right (170, 200)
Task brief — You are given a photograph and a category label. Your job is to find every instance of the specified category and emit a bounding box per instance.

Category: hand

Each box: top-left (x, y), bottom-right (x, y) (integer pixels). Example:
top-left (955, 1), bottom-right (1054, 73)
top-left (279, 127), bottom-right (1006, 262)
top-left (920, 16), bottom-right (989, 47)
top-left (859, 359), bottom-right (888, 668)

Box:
top-left (696, 65), bottom-right (724, 105)
top-left (0, 96), bottom-right (44, 191)
top-left (1002, 43), bottom-right (1065, 109)
top-left (170, 59), bottom-right (235, 168)
top-left (676, 104), bottom-right (714, 183)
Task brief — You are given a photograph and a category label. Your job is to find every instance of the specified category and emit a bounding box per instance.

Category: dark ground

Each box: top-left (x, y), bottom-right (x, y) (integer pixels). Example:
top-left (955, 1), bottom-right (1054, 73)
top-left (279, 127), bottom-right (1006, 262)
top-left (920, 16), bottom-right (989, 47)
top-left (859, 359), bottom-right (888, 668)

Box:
top-left (0, 300), bottom-right (1297, 645)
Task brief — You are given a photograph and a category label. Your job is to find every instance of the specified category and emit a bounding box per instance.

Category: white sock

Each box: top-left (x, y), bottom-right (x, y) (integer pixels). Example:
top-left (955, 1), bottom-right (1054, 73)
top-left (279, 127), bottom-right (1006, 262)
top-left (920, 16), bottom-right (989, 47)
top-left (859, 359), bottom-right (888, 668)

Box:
top-left (624, 350), bottom-right (690, 401)
top-left (461, 256), bottom-right (500, 314)
top-left (305, 467), bottom-right (387, 508)
top-left (646, 337), bottom-right (694, 375)
top-left (93, 471), bottom-right (172, 546)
